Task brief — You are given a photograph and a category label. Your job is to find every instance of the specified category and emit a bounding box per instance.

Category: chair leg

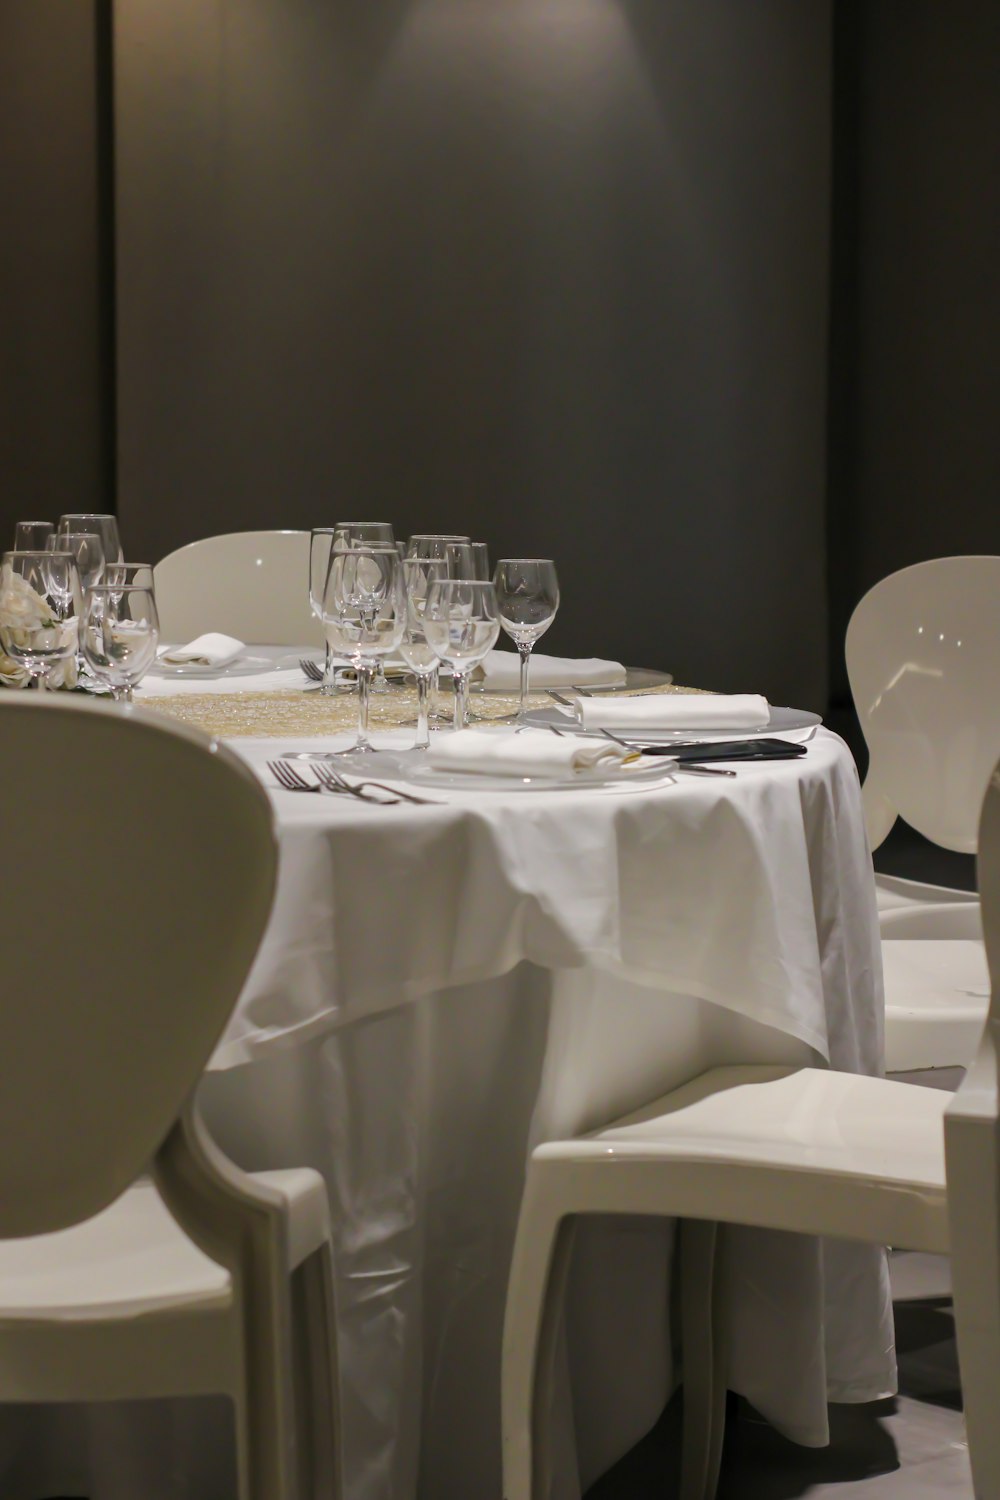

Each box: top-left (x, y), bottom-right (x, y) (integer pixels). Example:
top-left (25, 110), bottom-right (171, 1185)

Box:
top-left (298, 1243), bottom-right (342, 1500)
top-left (502, 1199), bottom-right (577, 1500)
top-left (679, 1219), bottom-right (727, 1500)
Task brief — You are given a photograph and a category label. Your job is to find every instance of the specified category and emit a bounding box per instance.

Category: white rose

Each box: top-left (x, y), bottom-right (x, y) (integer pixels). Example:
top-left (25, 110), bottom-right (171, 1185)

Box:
top-left (0, 651), bottom-right (31, 689)
top-left (0, 568), bottom-right (55, 632)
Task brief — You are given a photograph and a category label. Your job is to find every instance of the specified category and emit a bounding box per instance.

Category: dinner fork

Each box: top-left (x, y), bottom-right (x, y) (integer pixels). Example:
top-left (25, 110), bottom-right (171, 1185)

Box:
top-left (310, 761), bottom-right (433, 805)
top-left (299, 658), bottom-right (324, 681)
top-left (269, 758), bottom-right (408, 805)
top-left (268, 759), bottom-right (324, 793)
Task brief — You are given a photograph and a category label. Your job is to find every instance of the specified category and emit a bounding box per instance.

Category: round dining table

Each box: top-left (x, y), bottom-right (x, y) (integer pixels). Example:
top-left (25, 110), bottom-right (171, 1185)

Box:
top-left (0, 657), bottom-right (892, 1500)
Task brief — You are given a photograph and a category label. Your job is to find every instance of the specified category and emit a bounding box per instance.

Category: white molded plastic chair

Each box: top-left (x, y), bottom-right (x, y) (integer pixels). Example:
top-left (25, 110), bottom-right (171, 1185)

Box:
top-left (846, 556), bottom-right (1000, 1069)
top-left (501, 754), bottom-right (1000, 1500)
top-left (0, 693), bottom-right (339, 1500)
top-left (154, 529), bottom-right (324, 645)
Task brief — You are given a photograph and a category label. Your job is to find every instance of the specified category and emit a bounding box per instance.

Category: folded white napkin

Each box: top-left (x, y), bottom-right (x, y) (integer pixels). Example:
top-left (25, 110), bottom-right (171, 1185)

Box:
top-left (575, 692), bottom-right (770, 733)
top-left (160, 632), bottom-right (245, 668)
top-left (478, 650), bottom-right (626, 692)
top-left (427, 728), bottom-right (646, 778)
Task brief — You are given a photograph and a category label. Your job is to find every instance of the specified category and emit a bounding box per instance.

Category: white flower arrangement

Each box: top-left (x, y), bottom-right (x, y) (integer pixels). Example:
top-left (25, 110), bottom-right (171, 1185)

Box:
top-left (0, 568), bottom-right (79, 690)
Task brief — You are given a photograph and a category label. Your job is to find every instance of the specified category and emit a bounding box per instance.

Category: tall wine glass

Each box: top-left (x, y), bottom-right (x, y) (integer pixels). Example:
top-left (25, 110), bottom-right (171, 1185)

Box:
top-left (46, 531), bottom-right (105, 593)
top-left (14, 521), bottom-right (53, 550)
top-left (81, 585), bottom-right (159, 702)
top-left (407, 534), bottom-right (470, 562)
top-left (309, 529), bottom-right (340, 694)
top-left (103, 562), bottom-right (155, 598)
top-left (321, 548), bottom-right (405, 753)
top-left (58, 514), bottom-right (123, 565)
top-left (400, 557), bottom-right (447, 750)
top-left (334, 522), bottom-right (395, 549)
top-left (493, 559), bottom-right (560, 725)
top-left (446, 541), bottom-right (490, 581)
top-left (0, 550), bottom-right (82, 689)
top-left (423, 579), bottom-right (501, 730)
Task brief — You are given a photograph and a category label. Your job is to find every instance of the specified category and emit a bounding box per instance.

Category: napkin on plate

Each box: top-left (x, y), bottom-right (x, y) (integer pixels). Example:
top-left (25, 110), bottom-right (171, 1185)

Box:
top-left (159, 633), bottom-right (245, 668)
top-left (427, 729), bottom-right (648, 778)
top-left (477, 650), bottom-right (626, 692)
top-left (574, 692), bottom-right (770, 733)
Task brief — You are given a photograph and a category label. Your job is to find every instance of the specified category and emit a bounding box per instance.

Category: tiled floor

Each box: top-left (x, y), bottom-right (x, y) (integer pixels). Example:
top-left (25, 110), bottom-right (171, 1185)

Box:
top-left (586, 1253), bottom-right (971, 1499)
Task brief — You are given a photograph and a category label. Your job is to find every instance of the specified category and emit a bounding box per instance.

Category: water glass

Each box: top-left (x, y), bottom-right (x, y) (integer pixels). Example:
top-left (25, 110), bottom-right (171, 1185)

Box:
top-left (81, 585), bottom-right (159, 702)
top-left (493, 559), bottom-right (560, 724)
top-left (308, 529), bottom-right (341, 694)
top-left (14, 521), bottom-right (53, 551)
top-left (321, 548), bottom-right (405, 752)
top-left (423, 579), bottom-right (501, 729)
top-left (446, 541), bottom-right (491, 581)
top-left (400, 558), bottom-right (447, 749)
top-left (0, 551), bottom-right (82, 688)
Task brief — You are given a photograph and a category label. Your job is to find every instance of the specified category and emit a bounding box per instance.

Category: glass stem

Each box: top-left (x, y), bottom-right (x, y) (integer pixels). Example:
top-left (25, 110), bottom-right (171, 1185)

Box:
top-left (415, 673), bottom-right (431, 749)
top-left (454, 670), bottom-right (469, 730)
top-left (517, 643), bottom-right (533, 725)
top-left (357, 662), bottom-right (373, 750)
top-left (322, 641), bottom-right (335, 695)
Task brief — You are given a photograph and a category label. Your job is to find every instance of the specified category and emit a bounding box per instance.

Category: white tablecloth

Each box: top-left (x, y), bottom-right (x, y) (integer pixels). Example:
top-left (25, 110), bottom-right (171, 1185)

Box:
top-left (0, 705), bottom-right (891, 1500)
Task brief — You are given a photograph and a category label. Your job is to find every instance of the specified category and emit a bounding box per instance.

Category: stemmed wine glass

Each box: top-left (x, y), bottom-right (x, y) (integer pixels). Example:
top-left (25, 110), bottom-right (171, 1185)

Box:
top-left (423, 579), bottom-right (501, 730)
top-left (493, 559), bottom-right (560, 725)
top-left (400, 558), bottom-right (447, 750)
top-left (321, 548), bottom-right (405, 753)
top-left (81, 585), bottom-right (159, 702)
top-left (0, 551), bottom-right (83, 689)
top-left (309, 529), bottom-right (340, 694)
top-left (14, 521), bottom-right (53, 551)
top-left (334, 522), bottom-right (395, 549)
top-left (46, 531), bottom-right (105, 593)
top-left (446, 541), bottom-right (490, 581)
top-left (407, 534), bottom-right (470, 562)
top-left (58, 514), bottom-right (123, 566)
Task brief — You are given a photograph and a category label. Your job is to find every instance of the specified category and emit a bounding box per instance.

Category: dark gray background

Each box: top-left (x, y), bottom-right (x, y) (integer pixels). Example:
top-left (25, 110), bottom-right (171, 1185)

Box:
top-left (1, 0), bottom-right (997, 715)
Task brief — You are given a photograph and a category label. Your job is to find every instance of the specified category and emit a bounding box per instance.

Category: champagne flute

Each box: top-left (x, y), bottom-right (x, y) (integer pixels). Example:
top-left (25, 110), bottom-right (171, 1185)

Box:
top-left (400, 557), bottom-right (447, 750)
top-left (0, 550), bottom-right (82, 689)
top-left (81, 585), bottom-right (159, 702)
top-left (446, 541), bottom-right (491, 581)
top-left (423, 579), bottom-right (501, 730)
top-left (321, 548), bottom-right (405, 753)
top-left (493, 559), bottom-right (560, 725)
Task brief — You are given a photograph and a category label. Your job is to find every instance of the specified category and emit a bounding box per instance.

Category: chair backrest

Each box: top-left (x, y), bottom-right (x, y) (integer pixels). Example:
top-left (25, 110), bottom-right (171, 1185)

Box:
top-left (154, 530), bottom-right (324, 644)
top-left (846, 556), bottom-right (1000, 853)
top-left (945, 758), bottom-right (1000, 1496)
top-left (0, 694), bottom-right (277, 1238)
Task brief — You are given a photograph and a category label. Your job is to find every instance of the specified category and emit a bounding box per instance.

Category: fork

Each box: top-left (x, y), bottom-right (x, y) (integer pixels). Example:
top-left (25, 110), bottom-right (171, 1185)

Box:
top-left (269, 758), bottom-right (407, 805)
top-left (299, 658), bottom-right (324, 682)
top-left (310, 761), bottom-right (433, 805)
top-left (268, 759), bottom-right (325, 793)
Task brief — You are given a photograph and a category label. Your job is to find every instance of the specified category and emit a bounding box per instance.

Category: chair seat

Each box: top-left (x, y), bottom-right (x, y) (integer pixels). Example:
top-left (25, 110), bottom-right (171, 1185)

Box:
top-left (535, 1065), bottom-right (950, 1252)
top-left (0, 1170), bottom-right (328, 1323)
top-left (876, 872), bottom-right (977, 915)
top-left (883, 937), bottom-right (990, 1072)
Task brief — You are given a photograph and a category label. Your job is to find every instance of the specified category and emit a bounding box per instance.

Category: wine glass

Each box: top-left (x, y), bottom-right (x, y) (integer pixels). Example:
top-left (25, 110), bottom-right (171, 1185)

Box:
top-left (0, 550), bottom-right (82, 689)
top-left (81, 585), bottom-right (159, 702)
top-left (400, 558), bottom-right (447, 750)
top-left (407, 534), bottom-right (470, 562)
top-left (333, 522), bottom-right (395, 549)
top-left (446, 541), bottom-right (491, 581)
top-left (321, 548), bottom-right (405, 753)
top-left (103, 562), bottom-right (155, 597)
top-left (423, 579), bottom-right (501, 730)
top-left (46, 531), bottom-right (105, 593)
top-left (14, 521), bottom-right (53, 550)
top-left (58, 513), bottom-right (123, 565)
top-left (308, 529), bottom-right (340, 694)
top-left (493, 559), bottom-right (560, 725)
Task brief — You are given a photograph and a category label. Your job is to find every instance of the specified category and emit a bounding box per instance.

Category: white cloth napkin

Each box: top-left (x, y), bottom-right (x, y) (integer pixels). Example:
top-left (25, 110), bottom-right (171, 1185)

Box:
top-left (575, 692), bottom-right (770, 733)
top-left (427, 728), bottom-right (647, 778)
top-left (160, 633), bottom-right (245, 668)
top-left (478, 650), bottom-right (626, 692)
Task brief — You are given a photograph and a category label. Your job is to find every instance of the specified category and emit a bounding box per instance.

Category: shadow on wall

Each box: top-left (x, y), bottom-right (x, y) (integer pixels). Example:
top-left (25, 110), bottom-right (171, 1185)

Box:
top-left (116, 0), bottom-right (831, 707)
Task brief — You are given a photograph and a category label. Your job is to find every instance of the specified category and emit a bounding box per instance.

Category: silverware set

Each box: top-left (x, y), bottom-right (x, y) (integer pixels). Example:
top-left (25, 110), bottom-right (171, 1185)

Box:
top-left (267, 759), bottom-right (432, 805)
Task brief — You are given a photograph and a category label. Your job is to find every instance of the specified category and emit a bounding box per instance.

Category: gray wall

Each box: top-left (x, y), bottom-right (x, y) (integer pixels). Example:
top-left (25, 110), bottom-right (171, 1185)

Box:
top-left (115, 0), bottom-right (832, 709)
top-left (0, 1), bottom-right (111, 545)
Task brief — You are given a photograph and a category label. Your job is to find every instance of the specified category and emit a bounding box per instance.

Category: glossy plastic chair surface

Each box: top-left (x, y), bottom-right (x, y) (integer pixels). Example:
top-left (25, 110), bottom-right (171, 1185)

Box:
top-left (154, 529), bottom-right (324, 645)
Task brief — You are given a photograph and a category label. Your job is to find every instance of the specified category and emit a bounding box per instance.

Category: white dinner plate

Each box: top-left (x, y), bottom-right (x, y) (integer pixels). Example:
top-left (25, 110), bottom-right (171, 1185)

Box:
top-left (148, 654), bottom-right (297, 680)
top-left (331, 747), bottom-right (678, 793)
top-left (522, 703), bottom-right (822, 743)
